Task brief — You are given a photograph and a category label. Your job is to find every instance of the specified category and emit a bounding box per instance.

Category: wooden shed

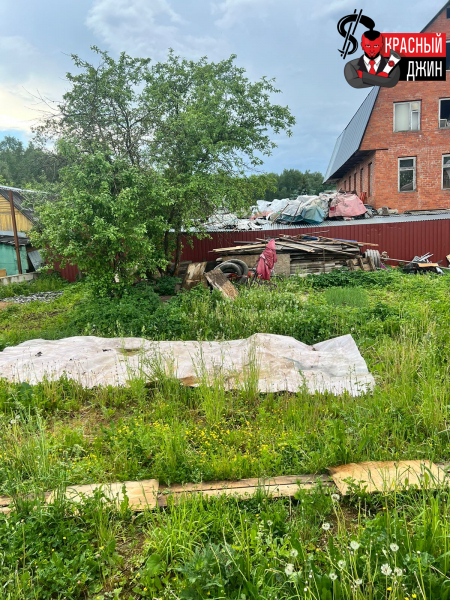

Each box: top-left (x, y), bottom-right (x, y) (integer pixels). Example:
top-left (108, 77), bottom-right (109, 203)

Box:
top-left (0, 185), bottom-right (35, 233)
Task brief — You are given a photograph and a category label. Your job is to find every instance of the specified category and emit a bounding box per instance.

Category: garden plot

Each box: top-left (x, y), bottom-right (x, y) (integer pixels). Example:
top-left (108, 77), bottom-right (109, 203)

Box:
top-left (0, 332), bottom-right (374, 395)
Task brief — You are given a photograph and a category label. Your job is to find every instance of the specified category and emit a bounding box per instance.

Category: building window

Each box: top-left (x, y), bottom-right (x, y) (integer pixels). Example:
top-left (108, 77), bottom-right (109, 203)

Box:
top-left (368, 162), bottom-right (372, 196)
top-left (447, 7), bottom-right (450, 18)
top-left (443, 155), bottom-right (450, 190)
top-left (360, 168), bottom-right (364, 192)
top-left (354, 173), bottom-right (357, 192)
top-left (440, 99), bottom-right (450, 128)
top-left (394, 101), bottom-right (420, 132)
top-left (447, 42), bottom-right (450, 71)
top-left (398, 157), bottom-right (416, 192)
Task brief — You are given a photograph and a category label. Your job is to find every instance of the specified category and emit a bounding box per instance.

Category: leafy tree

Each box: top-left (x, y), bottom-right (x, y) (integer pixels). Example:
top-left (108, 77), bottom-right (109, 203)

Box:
top-left (0, 136), bottom-right (63, 187)
top-left (32, 48), bottom-right (295, 291)
top-left (264, 169), bottom-right (330, 201)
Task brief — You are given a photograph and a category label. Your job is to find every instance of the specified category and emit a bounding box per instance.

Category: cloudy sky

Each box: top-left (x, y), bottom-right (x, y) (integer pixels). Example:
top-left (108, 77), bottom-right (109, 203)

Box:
top-left (0, 0), bottom-right (444, 174)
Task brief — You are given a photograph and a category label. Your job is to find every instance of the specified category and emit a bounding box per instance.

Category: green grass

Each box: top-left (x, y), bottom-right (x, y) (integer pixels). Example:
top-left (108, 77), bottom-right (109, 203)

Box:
top-left (1, 269), bottom-right (450, 598)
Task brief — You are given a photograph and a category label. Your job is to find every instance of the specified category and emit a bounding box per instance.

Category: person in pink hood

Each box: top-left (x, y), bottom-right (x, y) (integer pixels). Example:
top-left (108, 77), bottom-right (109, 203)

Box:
top-left (256, 239), bottom-right (277, 280)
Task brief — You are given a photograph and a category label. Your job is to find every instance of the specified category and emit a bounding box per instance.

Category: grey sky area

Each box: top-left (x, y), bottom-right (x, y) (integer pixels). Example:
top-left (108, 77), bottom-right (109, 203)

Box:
top-left (0, 0), bottom-right (443, 174)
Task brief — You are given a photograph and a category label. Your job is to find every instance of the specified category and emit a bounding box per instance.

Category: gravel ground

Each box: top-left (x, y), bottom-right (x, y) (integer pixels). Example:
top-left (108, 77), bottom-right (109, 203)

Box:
top-left (3, 291), bottom-right (64, 304)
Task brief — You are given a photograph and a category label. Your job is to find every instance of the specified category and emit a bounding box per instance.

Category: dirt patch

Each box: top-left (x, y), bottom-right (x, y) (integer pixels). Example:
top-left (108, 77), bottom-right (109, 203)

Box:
top-left (0, 302), bottom-right (11, 311)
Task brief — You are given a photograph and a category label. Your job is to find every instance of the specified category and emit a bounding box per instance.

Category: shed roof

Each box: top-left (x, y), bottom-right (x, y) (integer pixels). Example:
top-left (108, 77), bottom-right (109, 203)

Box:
top-left (0, 185), bottom-right (37, 226)
top-left (323, 87), bottom-right (379, 184)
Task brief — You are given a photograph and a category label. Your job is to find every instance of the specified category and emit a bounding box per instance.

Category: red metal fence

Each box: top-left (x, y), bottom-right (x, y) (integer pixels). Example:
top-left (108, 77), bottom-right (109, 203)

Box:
top-left (180, 218), bottom-right (450, 265)
top-left (53, 218), bottom-right (450, 282)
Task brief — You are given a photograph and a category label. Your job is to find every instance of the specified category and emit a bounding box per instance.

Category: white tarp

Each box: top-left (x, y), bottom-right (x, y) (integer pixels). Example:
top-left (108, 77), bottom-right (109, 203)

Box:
top-left (0, 333), bottom-right (374, 396)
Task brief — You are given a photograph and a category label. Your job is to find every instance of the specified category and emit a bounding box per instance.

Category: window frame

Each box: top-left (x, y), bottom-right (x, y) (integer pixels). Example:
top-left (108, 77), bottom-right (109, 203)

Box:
top-left (393, 101), bottom-right (421, 132)
top-left (439, 98), bottom-right (450, 128)
top-left (442, 154), bottom-right (450, 190)
top-left (368, 162), bottom-right (372, 197)
top-left (447, 42), bottom-right (450, 71)
top-left (398, 156), bottom-right (416, 193)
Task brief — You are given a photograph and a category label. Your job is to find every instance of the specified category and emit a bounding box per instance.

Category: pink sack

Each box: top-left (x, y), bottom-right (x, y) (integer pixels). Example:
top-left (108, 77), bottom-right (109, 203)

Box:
top-left (329, 193), bottom-right (367, 218)
top-left (256, 239), bottom-right (277, 280)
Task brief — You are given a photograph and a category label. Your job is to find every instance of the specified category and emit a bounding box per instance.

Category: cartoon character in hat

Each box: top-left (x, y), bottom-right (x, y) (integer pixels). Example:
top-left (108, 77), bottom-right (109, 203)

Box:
top-left (345, 29), bottom-right (401, 88)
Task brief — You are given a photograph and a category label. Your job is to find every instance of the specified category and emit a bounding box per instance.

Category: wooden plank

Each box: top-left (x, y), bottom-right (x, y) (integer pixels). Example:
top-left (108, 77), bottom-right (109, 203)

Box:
top-left (212, 244), bottom-right (265, 253)
top-left (47, 479), bottom-right (159, 510)
top-left (204, 269), bottom-right (238, 300)
top-left (0, 269), bottom-right (6, 278)
top-left (329, 461), bottom-right (444, 496)
top-left (182, 262), bottom-right (208, 291)
top-left (158, 474), bottom-right (333, 506)
top-left (272, 241), bottom-right (315, 253)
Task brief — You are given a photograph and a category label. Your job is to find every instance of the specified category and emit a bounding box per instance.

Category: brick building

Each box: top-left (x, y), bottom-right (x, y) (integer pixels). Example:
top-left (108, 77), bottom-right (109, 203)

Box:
top-left (324, 2), bottom-right (450, 211)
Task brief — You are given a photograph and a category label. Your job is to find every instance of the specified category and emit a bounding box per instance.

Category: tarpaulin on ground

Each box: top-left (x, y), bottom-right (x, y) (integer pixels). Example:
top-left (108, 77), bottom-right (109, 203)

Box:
top-left (329, 193), bottom-right (367, 218)
top-left (0, 333), bottom-right (375, 396)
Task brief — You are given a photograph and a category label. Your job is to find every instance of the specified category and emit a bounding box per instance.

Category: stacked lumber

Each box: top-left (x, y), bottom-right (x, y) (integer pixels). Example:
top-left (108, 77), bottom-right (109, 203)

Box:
top-left (212, 235), bottom-right (370, 276)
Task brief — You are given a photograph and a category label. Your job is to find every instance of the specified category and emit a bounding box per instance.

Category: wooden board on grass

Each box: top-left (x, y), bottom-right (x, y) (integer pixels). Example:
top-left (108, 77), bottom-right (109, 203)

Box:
top-left (329, 461), bottom-right (444, 496)
top-left (47, 479), bottom-right (159, 510)
top-left (204, 269), bottom-right (238, 300)
top-left (182, 262), bottom-right (208, 291)
top-left (158, 474), bottom-right (332, 506)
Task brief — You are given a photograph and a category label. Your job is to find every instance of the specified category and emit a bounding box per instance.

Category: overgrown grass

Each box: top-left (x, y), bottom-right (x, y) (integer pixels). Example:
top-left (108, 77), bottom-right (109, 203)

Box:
top-left (0, 268), bottom-right (450, 598)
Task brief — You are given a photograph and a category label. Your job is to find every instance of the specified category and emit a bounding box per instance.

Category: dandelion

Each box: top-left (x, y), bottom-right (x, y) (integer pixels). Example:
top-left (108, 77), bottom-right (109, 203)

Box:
top-left (390, 543), bottom-right (399, 552)
top-left (355, 579), bottom-right (362, 585)
top-left (350, 541), bottom-right (360, 551)
top-left (381, 564), bottom-right (392, 576)
top-left (338, 560), bottom-right (346, 569)
top-left (394, 567), bottom-right (403, 577)
top-left (330, 572), bottom-right (338, 581)
top-left (322, 522), bottom-right (331, 531)
top-left (285, 564), bottom-right (294, 576)
top-left (290, 549), bottom-right (298, 558)
top-left (331, 493), bottom-right (340, 502)
top-left (387, 587), bottom-right (392, 591)
top-left (267, 520), bottom-right (273, 527)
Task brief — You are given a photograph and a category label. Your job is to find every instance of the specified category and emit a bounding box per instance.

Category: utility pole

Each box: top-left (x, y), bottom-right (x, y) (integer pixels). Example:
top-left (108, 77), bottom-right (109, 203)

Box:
top-left (8, 190), bottom-right (22, 275)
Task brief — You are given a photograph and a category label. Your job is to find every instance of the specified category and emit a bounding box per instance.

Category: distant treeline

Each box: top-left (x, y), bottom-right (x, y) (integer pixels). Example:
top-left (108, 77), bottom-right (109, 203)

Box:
top-left (0, 136), bottom-right (63, 188)
top-left (264, 169), bottom-right (331, 201)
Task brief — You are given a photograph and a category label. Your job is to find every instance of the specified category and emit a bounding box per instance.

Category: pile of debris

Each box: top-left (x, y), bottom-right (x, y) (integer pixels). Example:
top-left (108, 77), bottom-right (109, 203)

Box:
top-left (204, 192), bottom-right (372, 231)
top-left (212, 234), bottom-right (379, 276)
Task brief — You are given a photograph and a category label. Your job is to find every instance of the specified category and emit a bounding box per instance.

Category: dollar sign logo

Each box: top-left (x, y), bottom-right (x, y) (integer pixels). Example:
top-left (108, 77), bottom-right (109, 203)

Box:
top-left (337, 10), bottom-right (375, 59)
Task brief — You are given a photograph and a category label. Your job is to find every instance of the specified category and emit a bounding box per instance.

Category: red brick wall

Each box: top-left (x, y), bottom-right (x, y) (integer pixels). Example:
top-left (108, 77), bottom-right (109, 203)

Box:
top-left (335, 152), bottom-right (376, 203)
top-left (339, 7), bottom-right (450, 211)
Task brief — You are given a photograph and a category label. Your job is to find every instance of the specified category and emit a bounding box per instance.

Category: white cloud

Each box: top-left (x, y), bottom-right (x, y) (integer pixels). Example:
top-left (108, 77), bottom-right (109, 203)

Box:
top-left (213, 0), bottom-right (286, 29)
top-left (0, 36), bottom-right (65, 136)
top-left (308, 0), bottom-right (356, 20)
top-left (86, 0), bottom-right (226, 58)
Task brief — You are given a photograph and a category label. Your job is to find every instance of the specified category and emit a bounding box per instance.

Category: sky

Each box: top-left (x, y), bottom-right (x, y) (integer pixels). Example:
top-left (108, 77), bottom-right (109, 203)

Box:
top-left (0, 0), bottom-right (444, 175)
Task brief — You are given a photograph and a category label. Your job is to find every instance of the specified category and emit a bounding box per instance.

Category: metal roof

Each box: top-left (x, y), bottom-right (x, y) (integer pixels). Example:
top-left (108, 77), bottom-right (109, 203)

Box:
top-left (0, 185), bottom-right (37, 226)
top-left (204, 210), bottom-right (450, 232)
top-left (323, 87), bottom-right (379, 184)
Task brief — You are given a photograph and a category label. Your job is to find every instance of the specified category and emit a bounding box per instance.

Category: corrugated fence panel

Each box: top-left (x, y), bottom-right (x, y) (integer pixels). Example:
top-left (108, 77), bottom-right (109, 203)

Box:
top-left (181, 220), bottom-right (450, 265)
top-left (53, 262), bottom-right (80, 283)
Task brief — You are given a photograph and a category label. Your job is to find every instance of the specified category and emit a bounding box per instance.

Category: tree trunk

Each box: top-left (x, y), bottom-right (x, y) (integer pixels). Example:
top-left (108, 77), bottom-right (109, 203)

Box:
top-left (173, 233), bottom-right (183, 276)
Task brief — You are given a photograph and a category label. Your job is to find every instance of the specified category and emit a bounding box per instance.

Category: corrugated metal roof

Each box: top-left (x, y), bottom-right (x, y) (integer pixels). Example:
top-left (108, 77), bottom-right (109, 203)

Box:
top-left (323, 87), bottom-right (379, 183)
top-left (204, 211), bottom-right (450, 232)
top-left (0, 185), bottom-right (37, 225)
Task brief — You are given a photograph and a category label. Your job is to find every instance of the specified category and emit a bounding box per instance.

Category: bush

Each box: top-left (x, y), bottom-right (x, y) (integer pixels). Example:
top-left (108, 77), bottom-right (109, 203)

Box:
top-left (71, 286), bottom-right (161, 336)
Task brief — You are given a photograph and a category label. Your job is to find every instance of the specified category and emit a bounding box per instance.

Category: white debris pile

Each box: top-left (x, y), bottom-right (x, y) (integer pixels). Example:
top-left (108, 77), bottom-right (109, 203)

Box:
top-left (0, 333), bottom-right (374, 396)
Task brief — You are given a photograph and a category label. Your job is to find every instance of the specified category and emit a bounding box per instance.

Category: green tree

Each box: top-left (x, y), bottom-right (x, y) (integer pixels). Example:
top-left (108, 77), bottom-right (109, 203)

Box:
top-left (33, 48), bottom-right (295, 291)
top-left (0, 136), bottom-right (63, 187)
top-left (264, 169), bottom-right (329, 201)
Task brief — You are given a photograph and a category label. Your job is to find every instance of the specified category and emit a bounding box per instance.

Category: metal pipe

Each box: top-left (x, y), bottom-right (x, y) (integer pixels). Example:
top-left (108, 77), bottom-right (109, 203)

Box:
top-left (8, 190), bottom-right (22, 275)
